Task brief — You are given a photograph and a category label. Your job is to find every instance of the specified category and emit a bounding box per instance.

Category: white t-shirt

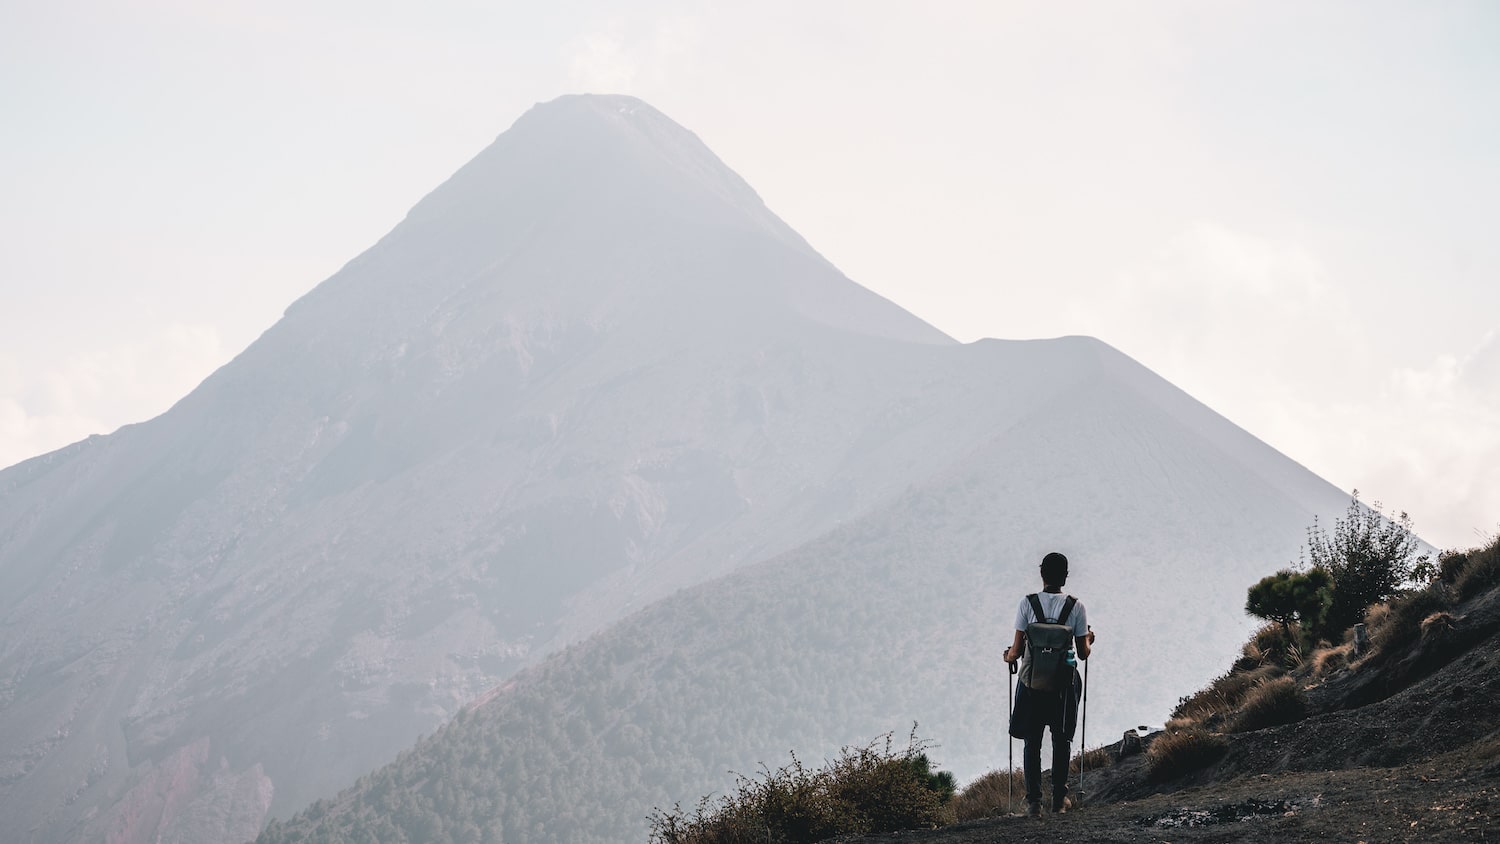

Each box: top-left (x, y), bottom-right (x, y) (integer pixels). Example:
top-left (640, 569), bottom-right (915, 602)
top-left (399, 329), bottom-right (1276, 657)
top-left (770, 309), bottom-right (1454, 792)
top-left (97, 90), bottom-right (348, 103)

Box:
top-left (1014, 591), bottom-right (1088, 638)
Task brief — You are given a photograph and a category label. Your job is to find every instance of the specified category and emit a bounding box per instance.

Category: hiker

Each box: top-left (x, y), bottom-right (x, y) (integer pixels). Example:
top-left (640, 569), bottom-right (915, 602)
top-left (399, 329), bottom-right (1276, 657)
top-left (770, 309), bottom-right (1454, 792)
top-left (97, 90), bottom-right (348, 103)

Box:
top-left (1003, 551), bottom-right (1096, 816)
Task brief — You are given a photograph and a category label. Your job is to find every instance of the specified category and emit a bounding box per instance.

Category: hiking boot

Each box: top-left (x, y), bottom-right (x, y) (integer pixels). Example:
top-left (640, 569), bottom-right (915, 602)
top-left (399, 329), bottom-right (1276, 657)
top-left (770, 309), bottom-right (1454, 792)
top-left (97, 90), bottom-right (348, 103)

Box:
top-left (1053, 796), bottom-right (1070, 814)
top-left (1027, 801), bottom-right (1043, 818)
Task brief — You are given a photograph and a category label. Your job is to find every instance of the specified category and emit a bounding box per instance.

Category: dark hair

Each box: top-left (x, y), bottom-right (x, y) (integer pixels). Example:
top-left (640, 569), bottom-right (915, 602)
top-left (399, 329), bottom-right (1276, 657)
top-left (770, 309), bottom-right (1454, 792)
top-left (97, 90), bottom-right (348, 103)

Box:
top-left (1040, 552), bottom-right (1069, 587)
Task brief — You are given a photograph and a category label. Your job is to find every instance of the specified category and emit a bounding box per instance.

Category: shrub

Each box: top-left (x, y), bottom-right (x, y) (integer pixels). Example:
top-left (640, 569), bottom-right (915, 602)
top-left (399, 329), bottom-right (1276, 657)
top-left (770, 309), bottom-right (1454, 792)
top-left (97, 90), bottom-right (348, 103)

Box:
top-left (1172, 663), bottom-right (1281, 723)
top-left (1439, 550), bottom-right (1470, 585)
top-left (1228, 677), bottom-right (1307, 732)
top-left (1420, 611), bottom-right (1458, 640)
top-left (1360, 602), bottom-right (1391, 639)
top-left (1146, 727), bottom-right (1228, 783)
top-left (829, 749), bottom-right (954, 833)
top-left (1164, 716), bottom-right (1198, 733)
top-left (1454, 535), bottom-right (1500, 602)
top-left (1070, 745), bottom-right (1111, 775)
top-left (950, 768), bottom-right (1024, 821)
top-left (1309, 643), bottom-right (1351, 678)
top-left (1307, 493), bottom-right (1433, 635)
top-left (1244, 622), bottom-right (1304, 668)
top-left (1246, 568), bottom-right (1333, 634)
top-left (648, 732), bottom-right (954, 844)
top-left (1367, 586), bottom-right (1450, 657)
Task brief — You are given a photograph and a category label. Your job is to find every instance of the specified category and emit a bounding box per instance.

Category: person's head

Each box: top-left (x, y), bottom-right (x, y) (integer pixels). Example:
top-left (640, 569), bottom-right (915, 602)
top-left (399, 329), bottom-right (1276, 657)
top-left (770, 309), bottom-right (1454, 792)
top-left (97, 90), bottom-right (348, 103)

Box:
top-left (1040, 552), bottom-right (1069, 588)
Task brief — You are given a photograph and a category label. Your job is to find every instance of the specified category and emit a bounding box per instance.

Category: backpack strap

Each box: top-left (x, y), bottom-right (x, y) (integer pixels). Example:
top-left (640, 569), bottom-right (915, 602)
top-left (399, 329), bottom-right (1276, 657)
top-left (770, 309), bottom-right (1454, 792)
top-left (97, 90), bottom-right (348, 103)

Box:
top-left (1057, 595), bottom-right (1078, 626)
top-left (1026, 593), bottom-right (1047, 626)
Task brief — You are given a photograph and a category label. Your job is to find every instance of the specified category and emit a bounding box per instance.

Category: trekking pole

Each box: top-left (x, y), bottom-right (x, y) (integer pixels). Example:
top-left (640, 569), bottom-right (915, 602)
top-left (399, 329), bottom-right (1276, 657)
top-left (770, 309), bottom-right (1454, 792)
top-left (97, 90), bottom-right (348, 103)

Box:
top-left (1008, 659), bottom-right (1017, 815)
top-left (1080, 653), bottom-right (1089, 805)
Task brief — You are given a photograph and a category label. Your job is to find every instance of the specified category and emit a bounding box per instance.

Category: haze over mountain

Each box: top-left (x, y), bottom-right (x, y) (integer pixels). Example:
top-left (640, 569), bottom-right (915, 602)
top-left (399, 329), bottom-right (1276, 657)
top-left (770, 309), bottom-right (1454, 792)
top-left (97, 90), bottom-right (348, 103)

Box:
top-left (1, 94), bottom-right (1349, 844)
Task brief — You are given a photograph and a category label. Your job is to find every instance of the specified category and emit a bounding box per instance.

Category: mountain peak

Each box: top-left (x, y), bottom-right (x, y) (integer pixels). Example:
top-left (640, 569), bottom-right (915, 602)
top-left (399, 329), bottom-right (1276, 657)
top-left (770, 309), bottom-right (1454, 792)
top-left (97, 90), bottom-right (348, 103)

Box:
top-left (403, 92), bottom-right (793, 247)
top-left (289, 93), bottom-right (952, 347)
top-left (516, 92), bottom-right (662, 125)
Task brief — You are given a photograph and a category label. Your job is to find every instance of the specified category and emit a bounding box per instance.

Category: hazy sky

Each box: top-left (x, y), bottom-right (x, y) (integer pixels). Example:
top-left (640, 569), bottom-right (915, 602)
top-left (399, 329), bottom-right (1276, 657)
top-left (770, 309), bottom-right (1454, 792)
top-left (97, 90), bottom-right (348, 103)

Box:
top-left (3, 1), bottom-right (1497, 549)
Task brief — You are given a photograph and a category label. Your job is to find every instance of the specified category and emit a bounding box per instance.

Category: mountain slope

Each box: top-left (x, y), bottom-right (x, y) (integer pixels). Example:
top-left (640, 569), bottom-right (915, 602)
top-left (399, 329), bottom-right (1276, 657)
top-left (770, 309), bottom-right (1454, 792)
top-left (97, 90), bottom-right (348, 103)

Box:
top-left (256, 336), bottom-right (1353, 844)
top-left (1, 95), bottom-right (1348, 844)
top-left (0, 95), bottom-right (960, 844)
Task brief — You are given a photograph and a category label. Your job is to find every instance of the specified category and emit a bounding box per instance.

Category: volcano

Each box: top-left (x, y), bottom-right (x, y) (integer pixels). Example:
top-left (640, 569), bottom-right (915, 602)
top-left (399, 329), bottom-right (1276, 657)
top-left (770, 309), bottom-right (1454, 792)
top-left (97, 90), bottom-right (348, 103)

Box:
top-left (0, 95), bottom-right (1348, 844)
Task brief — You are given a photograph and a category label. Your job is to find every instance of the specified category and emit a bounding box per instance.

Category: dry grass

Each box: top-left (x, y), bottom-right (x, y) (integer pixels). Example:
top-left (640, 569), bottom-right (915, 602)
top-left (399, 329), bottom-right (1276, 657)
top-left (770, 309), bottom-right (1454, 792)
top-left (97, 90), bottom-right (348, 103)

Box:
top-left (1228, 676), bottom-right (1307, 733)
top-left (1309, 642), bottom-right (1352, 679)
top-left (1145, 726), bottom-right (1228, 783)
top-left (950, 746), bottom-right (1112, 821)
top-left (1283, 641), bottom-right (1307, 670)
top-left (1420, 611), bottom-right (1458, 639)
top-left (951, 769), bottom-right (1024, 821)
top-left (1172, 664), bottom-right (1281, 723)
top-left (1250, 623), bottom-right (1296, 661)
top-left (1070, 745), bottom-right (1111, 775)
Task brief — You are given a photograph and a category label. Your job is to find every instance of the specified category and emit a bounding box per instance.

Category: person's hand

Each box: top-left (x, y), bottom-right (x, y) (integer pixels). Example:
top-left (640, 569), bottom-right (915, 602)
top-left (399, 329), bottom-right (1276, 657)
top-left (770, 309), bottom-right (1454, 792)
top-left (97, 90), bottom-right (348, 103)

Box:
top-left (1086, 626), bottom-right (1097, 647)
top-left (1003, 647), bottom-right (1019, 664)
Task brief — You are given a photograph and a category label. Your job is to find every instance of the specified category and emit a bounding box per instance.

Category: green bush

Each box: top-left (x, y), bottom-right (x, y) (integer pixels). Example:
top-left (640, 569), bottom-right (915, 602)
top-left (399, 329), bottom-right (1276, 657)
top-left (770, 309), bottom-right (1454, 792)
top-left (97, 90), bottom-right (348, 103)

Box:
top-left (1307, 493), bottom-right (1433, 636)
top-left (648, 733), bottom-right (954, 844)
top-left (1246, 568), bottom-right (1333, 635)
top-left (1228, 677), bottom-right (1307, 732)
top-left (1146, 727), bottom-right (1228, 783)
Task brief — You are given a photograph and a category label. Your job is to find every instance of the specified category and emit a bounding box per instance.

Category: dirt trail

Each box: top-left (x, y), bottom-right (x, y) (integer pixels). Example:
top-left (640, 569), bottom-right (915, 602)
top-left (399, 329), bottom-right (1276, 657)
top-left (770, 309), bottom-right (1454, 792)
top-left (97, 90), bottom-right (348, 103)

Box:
top-left (840, 752), bottom-right (1497, 843)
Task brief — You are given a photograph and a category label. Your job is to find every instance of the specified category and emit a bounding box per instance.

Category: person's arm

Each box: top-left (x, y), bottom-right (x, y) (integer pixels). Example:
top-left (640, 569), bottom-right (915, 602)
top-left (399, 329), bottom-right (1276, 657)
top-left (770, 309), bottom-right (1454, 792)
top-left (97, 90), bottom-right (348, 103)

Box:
top-left (1003, 630), bottom-right (1025, 664)
top-left (1075, 626), bottom-right (1096, 661)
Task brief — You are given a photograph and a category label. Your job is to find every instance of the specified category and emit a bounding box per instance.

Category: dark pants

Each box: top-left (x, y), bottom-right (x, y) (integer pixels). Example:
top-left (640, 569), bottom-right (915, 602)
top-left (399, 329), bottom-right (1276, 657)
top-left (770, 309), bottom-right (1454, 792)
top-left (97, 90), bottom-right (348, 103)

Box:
top-left (1009, 672), bottom-right (1081, 808)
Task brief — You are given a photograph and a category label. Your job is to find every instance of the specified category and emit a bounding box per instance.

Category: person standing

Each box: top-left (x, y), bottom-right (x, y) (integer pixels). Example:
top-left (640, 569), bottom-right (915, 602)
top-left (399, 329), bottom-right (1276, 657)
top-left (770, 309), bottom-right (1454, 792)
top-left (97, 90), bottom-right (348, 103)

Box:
top-left (1003, 551), bottom-right (1096, 816)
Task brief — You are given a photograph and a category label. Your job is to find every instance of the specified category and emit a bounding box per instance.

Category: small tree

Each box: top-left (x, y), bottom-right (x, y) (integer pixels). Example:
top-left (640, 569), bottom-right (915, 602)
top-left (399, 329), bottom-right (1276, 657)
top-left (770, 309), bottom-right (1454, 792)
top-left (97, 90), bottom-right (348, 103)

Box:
top-left (1307, 492), bottom-right (1432, 635)
top-left (1246, 567), bottom-right (1333, 633)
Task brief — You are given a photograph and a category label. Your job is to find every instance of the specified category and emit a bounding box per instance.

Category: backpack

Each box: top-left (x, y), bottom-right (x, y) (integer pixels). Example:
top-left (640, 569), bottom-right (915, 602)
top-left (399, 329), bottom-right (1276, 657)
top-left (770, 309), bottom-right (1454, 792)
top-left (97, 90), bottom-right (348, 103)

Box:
top-left (1019, 593), bottom-right (1078, 693)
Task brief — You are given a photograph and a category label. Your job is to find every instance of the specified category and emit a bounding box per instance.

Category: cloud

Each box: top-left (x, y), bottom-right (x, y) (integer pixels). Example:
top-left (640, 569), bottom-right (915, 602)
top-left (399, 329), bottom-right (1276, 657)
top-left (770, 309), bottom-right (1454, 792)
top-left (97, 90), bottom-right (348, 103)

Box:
top-left (1069, 222), bottom-right (1495, 549)
top-left (0, 323), bottom-right (224, 470)
top-left (564, 16), bottom-right (702, 94)
top-left (1373, 330), bottom-right (1500, 546)
top-left (1071, 221), bottom-right (1365, 414)
top-left (566, 27), bottom-right (638, 93)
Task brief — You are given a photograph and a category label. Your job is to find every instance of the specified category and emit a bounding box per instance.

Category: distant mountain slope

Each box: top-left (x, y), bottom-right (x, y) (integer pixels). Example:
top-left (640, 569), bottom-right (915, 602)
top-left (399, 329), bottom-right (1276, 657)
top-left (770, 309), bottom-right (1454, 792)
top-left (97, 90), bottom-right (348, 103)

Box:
top-left (0, 95), bottom-right (1348, 844)
top-left (257, 336), bottom-right (1351, 844)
